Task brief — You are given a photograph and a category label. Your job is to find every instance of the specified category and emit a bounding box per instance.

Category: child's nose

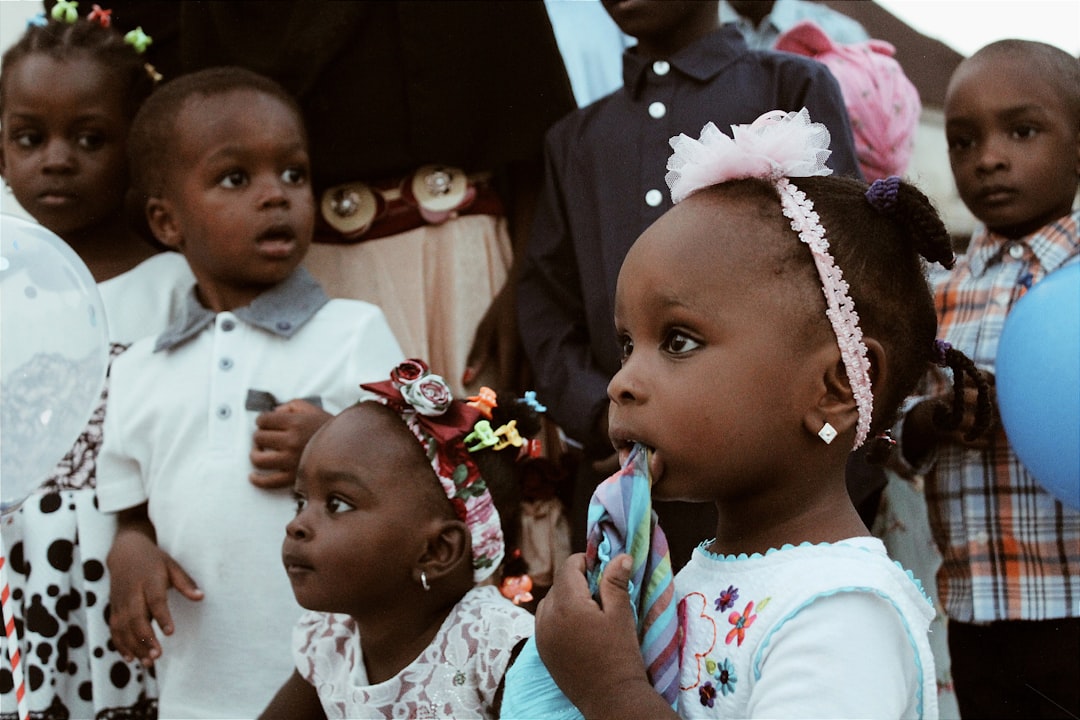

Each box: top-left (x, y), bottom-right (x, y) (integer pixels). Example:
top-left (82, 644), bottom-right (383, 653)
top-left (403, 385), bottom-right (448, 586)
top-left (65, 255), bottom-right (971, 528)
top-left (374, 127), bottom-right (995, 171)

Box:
top-left (608, 361), bottom-right (643, 405)
top-left (975, 136), bottom-right (1009, 174)
top-left (285, 514), bottom-right (309, 540)
top-left (42, 139), bottom-right (75, 173)
top-left (258, 177), bottom-right (289, 208)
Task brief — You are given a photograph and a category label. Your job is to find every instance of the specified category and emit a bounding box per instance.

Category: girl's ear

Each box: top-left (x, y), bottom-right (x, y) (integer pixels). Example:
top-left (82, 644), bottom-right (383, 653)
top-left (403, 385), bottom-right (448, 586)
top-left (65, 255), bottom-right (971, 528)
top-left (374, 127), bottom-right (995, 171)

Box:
top-left (803, 337), bottom-right (887, 441)
top-left (414, 519), bottom-right (471, 587)
top-left (146, 197), bottom-right (183, 250)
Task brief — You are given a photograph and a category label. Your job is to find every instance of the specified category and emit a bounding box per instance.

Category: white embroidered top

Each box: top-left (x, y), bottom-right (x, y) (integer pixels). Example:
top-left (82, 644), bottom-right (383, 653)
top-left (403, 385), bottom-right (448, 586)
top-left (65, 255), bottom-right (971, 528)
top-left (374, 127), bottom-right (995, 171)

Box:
top-left (293, 585), bottom-right (535, 719)
top-left (676, 537), bottom-right (938, 719)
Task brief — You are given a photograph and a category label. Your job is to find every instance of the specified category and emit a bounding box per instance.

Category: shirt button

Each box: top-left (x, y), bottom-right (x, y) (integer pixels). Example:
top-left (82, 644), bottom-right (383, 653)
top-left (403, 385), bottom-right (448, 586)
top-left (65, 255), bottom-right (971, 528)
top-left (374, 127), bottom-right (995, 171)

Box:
top-left (645, 189), bottom-right (663, 207)
top-left (216, 404), bottom-right (232, 420)
top-left (652, 60), bottom-right (670, 76)
top-left (220, 318), bottom-right (236, 332)
top-left (1007, 243), bottom-right (1025, 259)
top-left (218, 357), bottom-right (234, 371)
top-left (648, 101), bottom-right (666, 119)
top-left (276, 320), bottom-right (292, 332)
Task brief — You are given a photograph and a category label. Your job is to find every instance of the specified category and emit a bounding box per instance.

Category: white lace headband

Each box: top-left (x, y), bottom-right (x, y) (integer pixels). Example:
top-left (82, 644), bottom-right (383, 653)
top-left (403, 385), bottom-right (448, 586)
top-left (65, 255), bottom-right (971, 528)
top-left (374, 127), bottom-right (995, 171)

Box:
top-left (666, 109), bottom-right (873, 448)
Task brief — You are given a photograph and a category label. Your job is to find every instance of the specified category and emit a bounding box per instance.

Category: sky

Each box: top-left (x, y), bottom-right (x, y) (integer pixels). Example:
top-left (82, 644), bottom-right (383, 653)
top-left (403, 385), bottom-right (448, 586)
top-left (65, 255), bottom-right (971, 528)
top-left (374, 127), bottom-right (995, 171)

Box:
top-left (875, 0), bottom-right (1079, 56)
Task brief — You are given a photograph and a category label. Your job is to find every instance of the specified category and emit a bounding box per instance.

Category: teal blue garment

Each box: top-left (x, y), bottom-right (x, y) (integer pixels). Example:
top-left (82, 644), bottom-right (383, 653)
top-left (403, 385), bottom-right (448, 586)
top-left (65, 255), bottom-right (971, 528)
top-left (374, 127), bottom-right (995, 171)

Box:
top-left (500, 444), bottom-right (678, 718)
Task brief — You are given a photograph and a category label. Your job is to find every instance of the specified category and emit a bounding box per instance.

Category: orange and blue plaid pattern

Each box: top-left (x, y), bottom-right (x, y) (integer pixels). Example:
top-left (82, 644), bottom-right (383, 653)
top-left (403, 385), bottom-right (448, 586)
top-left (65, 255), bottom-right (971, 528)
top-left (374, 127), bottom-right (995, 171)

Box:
top-left (924, 209), bottom-right (1080, 623)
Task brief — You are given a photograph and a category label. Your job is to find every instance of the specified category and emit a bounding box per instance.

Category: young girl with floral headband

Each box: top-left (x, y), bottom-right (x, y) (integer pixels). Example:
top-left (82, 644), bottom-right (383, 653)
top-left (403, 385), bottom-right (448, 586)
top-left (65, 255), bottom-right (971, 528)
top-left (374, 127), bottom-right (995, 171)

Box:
top-left (261, 359), bottom-right (543, 720)
top-left (514, 109), bottom-right (991, 719)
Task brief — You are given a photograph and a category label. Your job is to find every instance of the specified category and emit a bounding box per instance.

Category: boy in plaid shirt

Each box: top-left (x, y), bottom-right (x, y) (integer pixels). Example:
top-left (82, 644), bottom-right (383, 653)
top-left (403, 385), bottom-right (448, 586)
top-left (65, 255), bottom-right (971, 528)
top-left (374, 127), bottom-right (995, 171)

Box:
top-left (900, 39), bottom-right (1079, 719)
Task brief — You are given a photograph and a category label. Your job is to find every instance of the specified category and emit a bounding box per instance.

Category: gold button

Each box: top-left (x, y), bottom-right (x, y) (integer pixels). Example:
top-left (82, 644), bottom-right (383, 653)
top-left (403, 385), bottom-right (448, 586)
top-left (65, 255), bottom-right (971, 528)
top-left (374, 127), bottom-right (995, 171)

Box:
top-left (411, 165), bottom-right (467, 213)
top-left (321, 182), bottom-right (378, 236)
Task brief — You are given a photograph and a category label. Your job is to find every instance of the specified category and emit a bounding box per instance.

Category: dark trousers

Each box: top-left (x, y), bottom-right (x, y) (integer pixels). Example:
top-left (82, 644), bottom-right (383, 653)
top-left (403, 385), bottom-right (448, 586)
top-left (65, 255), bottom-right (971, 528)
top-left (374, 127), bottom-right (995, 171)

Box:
top-left (949, 617), bottom-right (1080, 719)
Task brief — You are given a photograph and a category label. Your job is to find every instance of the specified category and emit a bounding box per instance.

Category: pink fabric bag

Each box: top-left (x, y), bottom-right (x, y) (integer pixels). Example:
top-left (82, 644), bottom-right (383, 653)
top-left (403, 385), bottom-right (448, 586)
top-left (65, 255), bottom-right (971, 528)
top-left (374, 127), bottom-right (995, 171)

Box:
top-left (776, 20), bottom-right (922, 182)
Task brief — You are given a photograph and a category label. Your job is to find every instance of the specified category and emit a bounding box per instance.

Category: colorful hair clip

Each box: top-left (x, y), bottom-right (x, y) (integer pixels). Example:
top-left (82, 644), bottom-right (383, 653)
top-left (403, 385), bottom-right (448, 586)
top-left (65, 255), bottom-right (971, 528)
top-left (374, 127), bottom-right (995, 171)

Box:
top-left (51, 1), bottom-right (79, 23)
top-left (500, 571), bottom-right (534, 606)
top-left (464, 420), bottom-right (498, 452)
top-left (467, 387), bottom-right (497, 419)
top-left (27, 12), bottom-right (48, 28)
top-left (493, 420), bottom-right (524, 452)
top-left (87, 4), bottom-right (112, 27)
top-left (123, 26), bottom-right (153, 54)
top-left (521, 390), bottom-right (547, 414)
top-left (865, 175), bottom-right (901, 213)
top-left (144, 63), bottom-right (163, 83)
top-left (933, 339), bottom-right (952, 367)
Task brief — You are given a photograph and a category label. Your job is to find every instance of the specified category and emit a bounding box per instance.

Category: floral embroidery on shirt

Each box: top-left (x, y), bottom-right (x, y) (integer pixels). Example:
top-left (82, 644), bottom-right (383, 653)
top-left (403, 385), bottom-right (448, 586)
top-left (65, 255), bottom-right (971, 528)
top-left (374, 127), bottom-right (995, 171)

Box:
top-left (715, 585), bottom-right (739, 612)
top-left (700, 681), bottom-right (717, 708)
top-left (726, 601), bottom-right (757, 646)
top-left (706, 656), bottom-right (737, 697)
top-left (678, 592), bottom-right (718, 690)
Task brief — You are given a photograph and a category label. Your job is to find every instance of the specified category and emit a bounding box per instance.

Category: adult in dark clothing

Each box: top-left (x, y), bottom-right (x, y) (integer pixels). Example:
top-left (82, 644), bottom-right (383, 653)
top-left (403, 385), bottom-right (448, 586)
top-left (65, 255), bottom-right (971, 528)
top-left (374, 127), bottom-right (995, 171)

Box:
top-left (517, 0), bottom-right (862, 568)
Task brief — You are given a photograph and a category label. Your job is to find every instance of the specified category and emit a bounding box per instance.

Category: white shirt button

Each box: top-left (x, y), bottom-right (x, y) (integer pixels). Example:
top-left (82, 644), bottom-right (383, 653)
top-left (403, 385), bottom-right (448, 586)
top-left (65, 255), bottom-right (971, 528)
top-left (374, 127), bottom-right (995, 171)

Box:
top-left (216, 404), bottom-right (232, 420)
top-left (652, 60), bottom-right (670, 76)
top-left (218, 357), bottom-right (234, 371)
top-left (1007, 243), bottom-right (1025, 259)
top-left (645, 189), bottom-right (663, 207)
top-left (648, 101), bottom-right (666, 119)
top-left (220, 318), bottom-right (236, 332)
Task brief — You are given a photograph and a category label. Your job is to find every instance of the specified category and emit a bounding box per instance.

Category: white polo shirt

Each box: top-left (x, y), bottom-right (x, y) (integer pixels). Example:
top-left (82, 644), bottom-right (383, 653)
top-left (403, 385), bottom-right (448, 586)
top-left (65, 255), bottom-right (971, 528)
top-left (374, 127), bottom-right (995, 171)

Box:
top-left (97, 268), bottom-right (403, 719)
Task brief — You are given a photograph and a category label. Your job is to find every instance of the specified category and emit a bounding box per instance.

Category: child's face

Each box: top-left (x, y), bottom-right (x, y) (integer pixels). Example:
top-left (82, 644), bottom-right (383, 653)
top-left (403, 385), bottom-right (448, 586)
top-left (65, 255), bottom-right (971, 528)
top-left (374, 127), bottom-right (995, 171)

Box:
top-left (284, 404), bottom-right (453, 616)
top-left (607, 190), bottom-right (830, 502)
top-left (945, 54), bottom-right (1080, 239)
top-left (149, 89), bottom-right (313, 310)
top-left (0, 54), bottom-right (130, 237)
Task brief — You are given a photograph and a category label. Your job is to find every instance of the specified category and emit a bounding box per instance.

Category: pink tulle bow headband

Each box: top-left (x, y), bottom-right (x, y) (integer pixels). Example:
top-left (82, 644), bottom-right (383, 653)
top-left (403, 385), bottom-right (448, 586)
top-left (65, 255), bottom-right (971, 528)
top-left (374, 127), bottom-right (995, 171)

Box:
top-left (665, 109), bottom-right (874, 448)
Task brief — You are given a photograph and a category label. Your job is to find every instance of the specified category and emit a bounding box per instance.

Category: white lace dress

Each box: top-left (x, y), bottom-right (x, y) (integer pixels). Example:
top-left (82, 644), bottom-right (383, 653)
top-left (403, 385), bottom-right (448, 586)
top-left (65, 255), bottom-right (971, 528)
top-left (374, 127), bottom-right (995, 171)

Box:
top-left (293, 585), bottom-right (534, 719)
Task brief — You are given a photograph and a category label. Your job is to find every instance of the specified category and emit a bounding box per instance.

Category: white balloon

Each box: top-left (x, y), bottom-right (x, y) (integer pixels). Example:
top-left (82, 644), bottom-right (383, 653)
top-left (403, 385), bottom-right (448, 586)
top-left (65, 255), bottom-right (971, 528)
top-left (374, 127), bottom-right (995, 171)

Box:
top-left (1, 214), bottom-right (109, 514)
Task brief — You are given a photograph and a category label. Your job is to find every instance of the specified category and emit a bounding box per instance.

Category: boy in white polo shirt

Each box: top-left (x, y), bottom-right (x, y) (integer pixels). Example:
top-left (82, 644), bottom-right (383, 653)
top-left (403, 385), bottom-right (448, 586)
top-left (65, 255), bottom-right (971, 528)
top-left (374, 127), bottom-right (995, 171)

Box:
top-left (95, 67), bottom-right (403, 719)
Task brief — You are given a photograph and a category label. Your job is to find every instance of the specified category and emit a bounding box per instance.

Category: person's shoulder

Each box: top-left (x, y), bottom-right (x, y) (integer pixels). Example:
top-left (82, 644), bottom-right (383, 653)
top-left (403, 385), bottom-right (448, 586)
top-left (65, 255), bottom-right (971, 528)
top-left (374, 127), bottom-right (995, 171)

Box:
top-left (459, 586), bottom-right (535, 628)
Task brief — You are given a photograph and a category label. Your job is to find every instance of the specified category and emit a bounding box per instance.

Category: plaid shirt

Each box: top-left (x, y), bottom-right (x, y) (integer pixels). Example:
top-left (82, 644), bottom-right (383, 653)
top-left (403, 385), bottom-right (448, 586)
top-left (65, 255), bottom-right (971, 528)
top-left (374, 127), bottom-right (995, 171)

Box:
top-left (924, 208), bottom-right (1080, 623)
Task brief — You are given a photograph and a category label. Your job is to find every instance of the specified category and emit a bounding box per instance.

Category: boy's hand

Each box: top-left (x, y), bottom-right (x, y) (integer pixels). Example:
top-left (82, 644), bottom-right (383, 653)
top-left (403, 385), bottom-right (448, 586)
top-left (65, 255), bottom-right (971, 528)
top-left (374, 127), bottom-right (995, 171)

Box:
top-left (536, 553), bottom-right (670, 719)
top-left (107, 520), bottom-right (203, 666)
top-left (904, 370), bottom-right (999, 463)
top-left (250, 399), bottom-right (332, 488)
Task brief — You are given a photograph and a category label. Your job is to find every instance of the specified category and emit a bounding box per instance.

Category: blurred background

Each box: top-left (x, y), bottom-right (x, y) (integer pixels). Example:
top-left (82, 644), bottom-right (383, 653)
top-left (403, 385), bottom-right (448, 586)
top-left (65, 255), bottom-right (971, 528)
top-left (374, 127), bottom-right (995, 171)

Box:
top-left (2, 0), bottom-right (1078, 239)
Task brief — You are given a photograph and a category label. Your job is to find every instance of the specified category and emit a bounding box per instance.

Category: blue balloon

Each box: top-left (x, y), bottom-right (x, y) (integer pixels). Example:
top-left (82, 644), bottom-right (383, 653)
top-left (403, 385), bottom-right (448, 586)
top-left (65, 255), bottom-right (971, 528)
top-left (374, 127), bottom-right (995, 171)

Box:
top-left (996, 262), bottom-right (1080, 510)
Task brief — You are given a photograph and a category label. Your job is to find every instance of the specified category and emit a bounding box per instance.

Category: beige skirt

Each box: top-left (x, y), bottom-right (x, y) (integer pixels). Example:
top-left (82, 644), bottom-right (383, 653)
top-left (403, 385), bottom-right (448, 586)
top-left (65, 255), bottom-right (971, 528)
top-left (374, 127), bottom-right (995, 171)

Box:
top-left (304, 214), bottom-right (512, 397)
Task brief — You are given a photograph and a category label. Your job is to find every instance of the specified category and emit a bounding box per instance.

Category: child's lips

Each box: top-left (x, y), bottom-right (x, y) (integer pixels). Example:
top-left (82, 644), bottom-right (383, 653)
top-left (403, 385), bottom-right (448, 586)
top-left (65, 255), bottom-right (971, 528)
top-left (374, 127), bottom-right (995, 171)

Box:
top-left (256, 225), bottom-right (298, 257)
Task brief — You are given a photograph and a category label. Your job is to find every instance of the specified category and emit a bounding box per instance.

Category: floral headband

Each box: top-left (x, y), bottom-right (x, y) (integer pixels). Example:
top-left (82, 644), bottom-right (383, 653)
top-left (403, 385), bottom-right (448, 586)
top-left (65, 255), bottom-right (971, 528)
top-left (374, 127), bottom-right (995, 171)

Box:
top-left (361, 359), bottom-right (524, 582)
top-left (666, 109), bottom-right (874, 448)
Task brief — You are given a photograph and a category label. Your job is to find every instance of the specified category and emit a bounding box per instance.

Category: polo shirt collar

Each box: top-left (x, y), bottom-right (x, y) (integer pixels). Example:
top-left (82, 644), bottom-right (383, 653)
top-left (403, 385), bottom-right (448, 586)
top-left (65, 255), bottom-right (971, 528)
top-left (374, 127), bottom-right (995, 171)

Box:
top-left (154, 266), bottom-right (330, 352)
top-left (966, 208), bottom-right (1080, 278)
top-left (622, 25), bottom-right (748, 99)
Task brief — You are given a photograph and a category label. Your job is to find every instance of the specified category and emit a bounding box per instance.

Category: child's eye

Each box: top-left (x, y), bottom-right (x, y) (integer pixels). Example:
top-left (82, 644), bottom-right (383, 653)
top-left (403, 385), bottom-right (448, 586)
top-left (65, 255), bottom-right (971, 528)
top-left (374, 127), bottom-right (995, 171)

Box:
top-left (12, 130), bottom-right (42, 148)
top-left (946, 135), bottom-right (974, 152)
top-left (76, 132), bottom-right (105, 151)
top-left (219, 170), bottom-right (249, 189)
top-left (1010, 125), bottom-right (1038, 140)
top-left (618, 333), bottom-right (634, 363)
top-left (292, 493), bottom-right (307, 515)
top-left (662, 330), bottom-right (701, 355)
top-left (326, 496), bottom-right (355, 514)
top-left (281, 167), bottom-right (307, 185)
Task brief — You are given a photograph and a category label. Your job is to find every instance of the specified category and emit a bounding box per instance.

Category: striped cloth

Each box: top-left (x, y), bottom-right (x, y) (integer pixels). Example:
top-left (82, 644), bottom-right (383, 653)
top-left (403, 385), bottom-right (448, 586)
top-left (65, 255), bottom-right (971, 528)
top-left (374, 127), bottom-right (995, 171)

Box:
top-left (585, 443), bottom-right (679, 703)
top-left (500, 443), bottom-right (679, 717)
